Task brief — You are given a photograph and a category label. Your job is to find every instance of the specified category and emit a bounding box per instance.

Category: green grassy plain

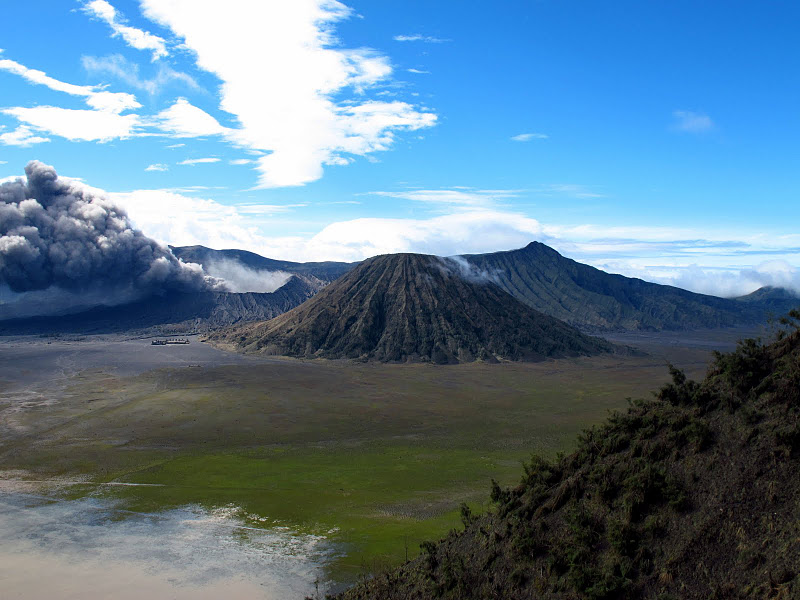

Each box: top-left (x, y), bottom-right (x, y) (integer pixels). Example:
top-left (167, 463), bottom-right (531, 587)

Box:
top-left (0, 342), bottom-right (718, 582)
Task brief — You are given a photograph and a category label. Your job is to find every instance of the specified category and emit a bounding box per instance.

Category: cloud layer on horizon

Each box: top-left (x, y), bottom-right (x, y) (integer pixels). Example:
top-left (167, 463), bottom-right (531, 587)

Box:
top-left (109, 185), bottom-right (800, 298)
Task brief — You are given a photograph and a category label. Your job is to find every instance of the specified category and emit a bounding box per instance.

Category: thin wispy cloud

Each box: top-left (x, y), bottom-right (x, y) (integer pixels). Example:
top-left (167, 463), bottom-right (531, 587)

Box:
top-left (672, 110), bottom-right (714, 133)
top-left (370, 188), bottom-right (520, 208)
top-left (511, 132), bottom-right (548, 142)
top-left (229, 158), bottom-right (253, 165)
top-left (145, 163), bottom-right (168, 172)
top-left (535, 184), bottom-right (605, 199)
top-left (393, 34), bottom-right (449, 43)
top-left (0, 54), bottom-right (140, 113)
top-left (407, 68), bottom-right (430, 74)
top-left (82, 54), bottom-right (199, 95)
top-left (82, 0), bottom-right (168, 61)
top-left (178, 157), bottom-right (221, 165)
top-left (235, 203), bottom-right (307, 215)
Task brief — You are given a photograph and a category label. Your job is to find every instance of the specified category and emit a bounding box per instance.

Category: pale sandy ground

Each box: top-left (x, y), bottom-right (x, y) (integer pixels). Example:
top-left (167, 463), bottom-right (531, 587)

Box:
top-left (0, 483), bottom-right (336, 600)
top-left (0, 327), bottom-right (766, 599)
top-left (0, 336), bottom-right (333, 599)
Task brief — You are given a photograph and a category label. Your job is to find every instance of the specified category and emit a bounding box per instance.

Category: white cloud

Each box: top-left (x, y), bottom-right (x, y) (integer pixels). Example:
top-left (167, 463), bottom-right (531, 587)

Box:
top-left (165, 143), bottom-right (185, 148)
top-left (672, 110), bottom-right (714, 133)
top-left (153, 98), bottom-right (229, 138)
top-left (178, 157), bottom-right (220, 165)
top-left (511, 132), bottom-right (548, 141)
top-left (370, 188), bottom-right (520, 208)
top-left (82, 54), bottom-right (199, 95)
top-left (83, 0), bottom-right (168, 61)
top-left (393, 34), bottom-right (448, 43)
top-left (0, 55), bottom-right (140, 114)
top-left (639, 262), bottom-right (800, 298)
top-left (140, 0), bottom-right (436, 188)
top-left (145, 163), bottom-right (168, 171)
top-left (407, 68), bottom-right (430, 74)
top-left (229, 158), bottom-right (253, 165)
top-left (107, 184), bottom-right (800, 297)
top-left (0, 125), bottom-right (51, 146)
top-left (0, 53), bottom-right (144, 144)
top-left (2, 106), bottom-right (139, 142)
top-left (112, 189), bottom-right (271, 252)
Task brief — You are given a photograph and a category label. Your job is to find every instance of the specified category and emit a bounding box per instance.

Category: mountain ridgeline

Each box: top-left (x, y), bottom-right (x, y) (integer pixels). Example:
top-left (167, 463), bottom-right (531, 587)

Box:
top-left (0, 276), bottom-right (319, 335)
top-left (171, 245), bottom-right (355, 284)
top-left (1, 241), bottom-right (796, 335)
top-left (206, 253), bottom-right (615, 363)
top-left (336, 314), bottom-right (800, 599)
top-left (464, 242), bottom-right (794, 331)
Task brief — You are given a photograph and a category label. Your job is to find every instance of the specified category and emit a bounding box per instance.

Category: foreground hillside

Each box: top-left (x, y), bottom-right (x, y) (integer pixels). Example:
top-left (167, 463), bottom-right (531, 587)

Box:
top-left (337, 312), bottom-right (800, 599)
top-left (207, 253), bottom-right (615, 363)
top-left (465, 242), bottom-right (791, 331)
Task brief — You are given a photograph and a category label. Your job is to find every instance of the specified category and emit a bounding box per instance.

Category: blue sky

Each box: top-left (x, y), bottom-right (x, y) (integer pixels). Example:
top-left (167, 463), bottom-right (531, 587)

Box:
top-left (1, 0), bottom-right (799, 295)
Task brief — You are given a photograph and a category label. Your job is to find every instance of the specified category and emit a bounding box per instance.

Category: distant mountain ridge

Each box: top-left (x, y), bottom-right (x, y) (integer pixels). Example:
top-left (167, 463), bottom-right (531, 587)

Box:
top-left (2, 242), bottom-right (796, 336)
top-left (464, 242), bottom-right (795, 331)
top-left (171, 245), bottom-right (355, 284)
top-left (0, 276), bottom-right (317, 335)
top-left (206, 253), bottom-right (615, 363)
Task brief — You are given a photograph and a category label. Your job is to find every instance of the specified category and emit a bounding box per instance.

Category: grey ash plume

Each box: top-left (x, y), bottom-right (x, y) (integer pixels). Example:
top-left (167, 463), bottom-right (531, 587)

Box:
top-left (0, 161), bottom-right (222, 316)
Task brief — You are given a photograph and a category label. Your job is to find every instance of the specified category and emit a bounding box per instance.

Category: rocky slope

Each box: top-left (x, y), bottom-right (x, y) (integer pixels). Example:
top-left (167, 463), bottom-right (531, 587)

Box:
top-left (207, 253), bottom-right (615, 363)
top-left (464, 242), bottom-right (783, 331)
top-left (336, 311), bottom-right (800, 599)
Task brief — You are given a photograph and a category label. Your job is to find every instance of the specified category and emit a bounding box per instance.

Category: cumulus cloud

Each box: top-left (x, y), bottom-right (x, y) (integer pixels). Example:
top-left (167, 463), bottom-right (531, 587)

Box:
top-left (2, 106), bottom-right (140, 143)
top-left (139, 0), bottom-right (437, 187)
top-left (672, 110), bottom-right (714, 133)
top-left (511, 132), bottom-right (548, 141)
top-left (0, 125), bottom-right (51, 147)
top-left (145, 163), bottom-right (168, 172)
top-left (154, 98), bottom-right (229, 138)
top-left (0, 162), bottom-right (221, 316)
top-left (83, 0), bottom-right (168, 61)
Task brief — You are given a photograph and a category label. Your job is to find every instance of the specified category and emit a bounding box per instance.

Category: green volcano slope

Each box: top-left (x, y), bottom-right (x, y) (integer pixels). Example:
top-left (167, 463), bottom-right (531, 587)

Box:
top-left (336, 312), bottom-right (800, 599)
top-left (208, 253), bottom-right (614, 363)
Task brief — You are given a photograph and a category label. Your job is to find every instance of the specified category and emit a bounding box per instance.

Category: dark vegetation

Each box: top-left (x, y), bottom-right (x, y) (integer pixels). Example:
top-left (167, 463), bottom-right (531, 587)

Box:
top-left (207, 253), bottom-right (616, 363)
top-left (335, 311), bottom-right (800, 599)
top-left (465, 242), bottom-right (796, 331)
